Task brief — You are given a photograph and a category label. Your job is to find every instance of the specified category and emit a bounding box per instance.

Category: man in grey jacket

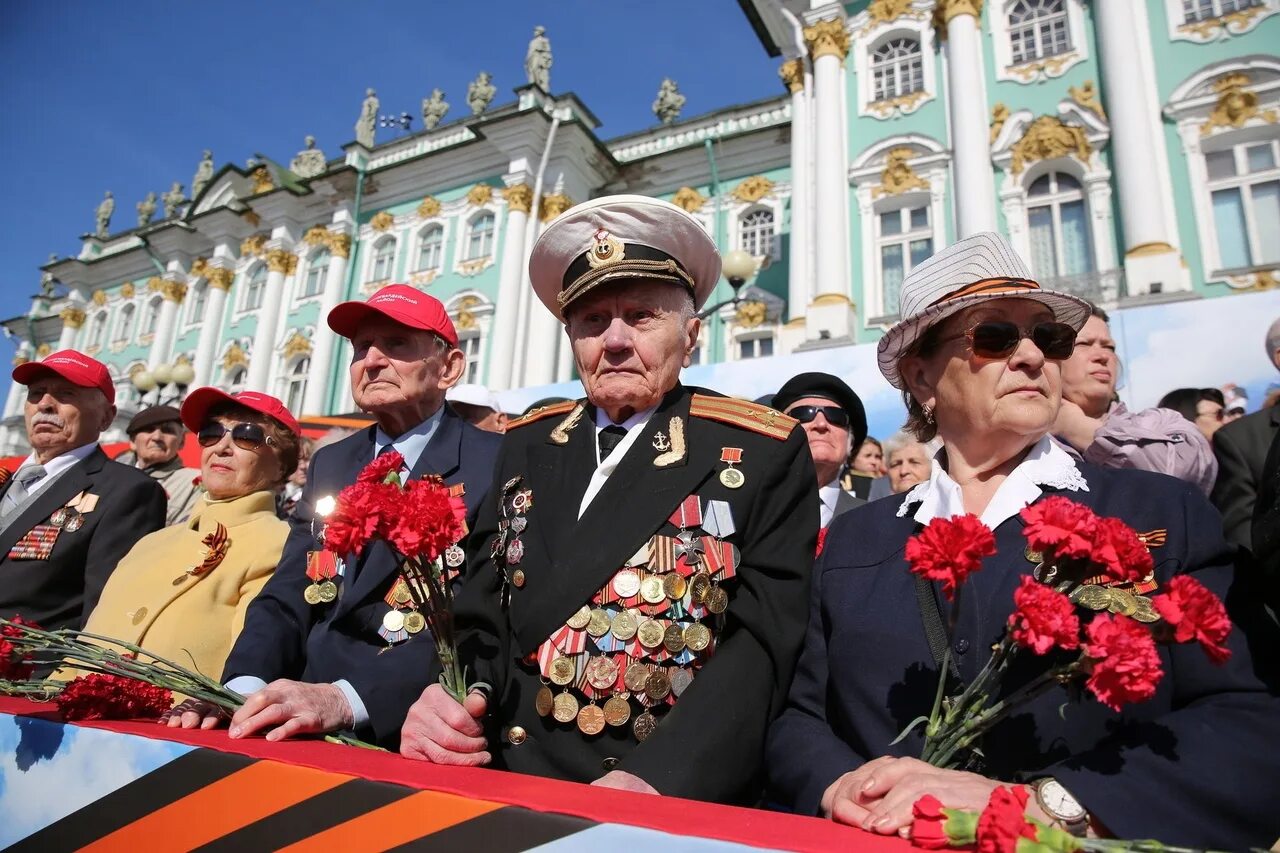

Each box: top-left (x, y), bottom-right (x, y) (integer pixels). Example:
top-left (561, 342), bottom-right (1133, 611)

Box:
top-left (117, 405), bottom-right (200, 525)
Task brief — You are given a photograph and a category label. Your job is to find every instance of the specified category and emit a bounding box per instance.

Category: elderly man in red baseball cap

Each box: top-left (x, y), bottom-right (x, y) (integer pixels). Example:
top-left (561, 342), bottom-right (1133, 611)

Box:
top-left (0, 349), bottom-right (167, 630)
top-left (176, 285), bottom-right (501, 748)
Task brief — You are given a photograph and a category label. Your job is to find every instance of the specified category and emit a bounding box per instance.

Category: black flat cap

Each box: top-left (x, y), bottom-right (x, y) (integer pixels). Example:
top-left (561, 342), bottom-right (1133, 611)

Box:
top-left (126, 405), bottom-right (183, 436)
top-left (773, 372), bottom-right (868, 447)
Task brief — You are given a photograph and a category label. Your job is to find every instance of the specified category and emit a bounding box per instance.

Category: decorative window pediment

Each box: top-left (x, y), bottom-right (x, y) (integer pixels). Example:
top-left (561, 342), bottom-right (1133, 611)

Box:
top-left (1164, 0), bottom-right (1277, 44)
top-left (851, 8), bottom-right (936, 120)
top-left (989, 0), bottom-right (1087, 84)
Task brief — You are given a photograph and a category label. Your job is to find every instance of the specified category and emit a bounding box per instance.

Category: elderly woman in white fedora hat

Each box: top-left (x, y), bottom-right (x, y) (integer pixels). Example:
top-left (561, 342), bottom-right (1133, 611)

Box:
top-left (766, 233), bottom-right (1280, 847)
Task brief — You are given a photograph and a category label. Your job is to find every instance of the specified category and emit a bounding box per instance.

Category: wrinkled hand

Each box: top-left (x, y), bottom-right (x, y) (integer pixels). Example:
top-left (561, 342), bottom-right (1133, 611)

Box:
top-left (162, 698), bottom-right (229, 731)
top-left (591, 770), bottom-right (659, 795)
top-left (228, 680), bottom-right (354, 742)
top-left (400, 684), bottom-right (490, 766)
top-left (825, 756), bottom-right (1009, 834)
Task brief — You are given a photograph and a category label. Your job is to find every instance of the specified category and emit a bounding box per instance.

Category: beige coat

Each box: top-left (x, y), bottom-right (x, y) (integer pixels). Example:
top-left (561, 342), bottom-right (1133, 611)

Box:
top-left (80, 490), bottom-right (287, 680)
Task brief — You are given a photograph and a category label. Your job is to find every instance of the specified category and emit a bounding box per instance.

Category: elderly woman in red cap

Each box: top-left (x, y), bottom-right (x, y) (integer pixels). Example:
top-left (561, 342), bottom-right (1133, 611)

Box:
top-left (766, 233), bottom-right (1280, 847)
top-left (75, 388), bottom-right (300, 690)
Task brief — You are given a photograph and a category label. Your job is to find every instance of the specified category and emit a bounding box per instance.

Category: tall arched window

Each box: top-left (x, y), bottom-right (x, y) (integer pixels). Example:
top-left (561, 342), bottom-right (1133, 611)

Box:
top-left (871, 38), bottom-right (923, 102)
top-left (457, 333), bottom-right (482, 384)
top-left (877, 204), bottom-right (933, 317)
top-left (417, 225), bottom-right (444, 271)
top-left (187, 282), bottom-right (207, 324)
top-left (1009, 0), bottom-right (1071, 65)
top-left (1206, 138), bottom-right (1280, 270)
top-left (465, 213), bottom-right (495, 260)
top-left (142, 295), bottom-right (163, 336)
top-left (1026, 171), bottom-right (1094, 279)
top-left (89, 311), bottom-right (109, 349)
top-left (243, 265), bottom-right (266, 311)
top-left (739, 208), bottom-right (775, 257)
top-left (116, 303), bottom-right (137, 342)
top-left (283, 358), bottom-right (309, 414)
top-left (301, 250), bottom-right (329, 298)
top-left (370, 238), bottom-right (396, 282)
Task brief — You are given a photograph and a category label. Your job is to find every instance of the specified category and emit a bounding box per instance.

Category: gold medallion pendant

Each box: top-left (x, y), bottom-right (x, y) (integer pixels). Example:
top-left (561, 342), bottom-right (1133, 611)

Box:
top-left (550, 655), bottom-right (577, 686)
top-left (535, 685), bottom-right (555, 717)
top-left (633, 711), bottom-right (657, 742)
top-left (603, 694), bottom-right (631, 727)
top-left (577, 703), bottom-right (606, 736)
top-left (553, 692), bottom-right (580, 724)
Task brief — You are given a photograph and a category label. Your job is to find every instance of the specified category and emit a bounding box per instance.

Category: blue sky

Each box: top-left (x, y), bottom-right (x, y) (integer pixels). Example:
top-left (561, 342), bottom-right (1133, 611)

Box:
top-left (0, 1), bottom-right (780, 354)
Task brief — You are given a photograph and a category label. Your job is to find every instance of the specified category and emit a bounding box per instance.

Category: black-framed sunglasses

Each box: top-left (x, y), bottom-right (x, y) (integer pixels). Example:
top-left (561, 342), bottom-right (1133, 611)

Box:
top-left (197, 421), bottom-right (275, 451)
top-left (941, 320), bottom-right (1077, 361)
top-left (787, 405), bottom-right (851, 427)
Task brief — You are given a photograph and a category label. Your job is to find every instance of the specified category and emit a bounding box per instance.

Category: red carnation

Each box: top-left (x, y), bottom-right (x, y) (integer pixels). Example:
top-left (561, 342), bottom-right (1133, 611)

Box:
top-left (1083, 613), bottom-right (1164, 711)
top-left (55, 673), bottom-right (173, 721)
top-left (1153, 575), bottom-right (1232, 664)
top-left (910, 795), bottom-right (951, 849)
top-left (357, 449), bottom-right (405, 484)
top-left (0, 615), bottom-right (40, 680)
top-left (905, 514), bottom-right (996, 601)
top-left (1007, 576), bottom-right (1080, 655)
top-left (385, 478), bottom-right (467, 561)
top-left (1087, 517), bottom-right (1153, 584)
top-left (1020, 497), bottom-right (1097, 561)
top-left (325, 481), bottom-right (398, 555)
top-left (975, 785), bottom-right (1035, 853)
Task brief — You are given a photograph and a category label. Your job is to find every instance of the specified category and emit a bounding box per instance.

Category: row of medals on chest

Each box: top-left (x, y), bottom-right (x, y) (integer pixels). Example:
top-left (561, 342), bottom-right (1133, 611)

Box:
top-left (534, 546), bottom-right (735, 740)
top-left (378, 542), bottom-right (469, 638)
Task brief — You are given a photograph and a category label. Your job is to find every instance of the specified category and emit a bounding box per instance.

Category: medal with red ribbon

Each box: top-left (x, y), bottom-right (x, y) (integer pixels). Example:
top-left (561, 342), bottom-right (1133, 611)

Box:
top-left (304, 551), bottom-right (340, 605)
top-left (719, 448), bottom-right (745, 489)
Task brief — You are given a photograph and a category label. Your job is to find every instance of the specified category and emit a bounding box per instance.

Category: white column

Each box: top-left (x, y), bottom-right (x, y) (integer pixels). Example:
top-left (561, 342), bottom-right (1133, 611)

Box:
top-left (56, 306), bottom-right (85, 350)
top-left (246, 248), bottom-right (292, 392)
top-left (781, 58), bottom-right (812, 319)
top-left (520, 195), bottom-right (573, 387)
top-left (487, 183), bottom-right (533, 390)
top-left (147, 280), bottom-right (184, 369)
top-left (805, 18), bottom-right (851, 298)
top-left (193, 268), bottom-right (233, 388)
top-left (303, 232), bottom-right (351, 414)
top-left (4, 354), bottom-right (29, 417)
top-left (943, 3), bottom-right (998, 237)
top-left (1093, 0), bottom-right (1186, 294)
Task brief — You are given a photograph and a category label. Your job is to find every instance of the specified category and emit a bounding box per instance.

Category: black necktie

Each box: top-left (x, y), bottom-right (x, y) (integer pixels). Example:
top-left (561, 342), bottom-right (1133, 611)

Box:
top-left (597, 425), bottom-right (627, 461)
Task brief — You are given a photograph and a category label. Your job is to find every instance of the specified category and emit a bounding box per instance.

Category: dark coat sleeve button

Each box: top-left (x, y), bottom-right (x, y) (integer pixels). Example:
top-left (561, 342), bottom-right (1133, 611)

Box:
top-left (954, 638), bottom-right (970, 654)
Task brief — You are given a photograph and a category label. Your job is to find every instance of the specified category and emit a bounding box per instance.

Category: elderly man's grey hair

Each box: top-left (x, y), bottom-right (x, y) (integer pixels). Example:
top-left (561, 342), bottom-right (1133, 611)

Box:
top-left (881, 430), bottom-right (919, 461)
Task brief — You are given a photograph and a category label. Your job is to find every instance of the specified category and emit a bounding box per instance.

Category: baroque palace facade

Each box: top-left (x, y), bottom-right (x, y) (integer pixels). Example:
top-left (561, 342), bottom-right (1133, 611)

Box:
top-left (3, 0), bottom-right (1278, 453)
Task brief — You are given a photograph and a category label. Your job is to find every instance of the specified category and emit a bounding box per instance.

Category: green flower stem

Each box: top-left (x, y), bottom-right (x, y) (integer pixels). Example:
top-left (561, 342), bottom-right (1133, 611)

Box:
top-left (930, 664), bottom-right (1075, 768)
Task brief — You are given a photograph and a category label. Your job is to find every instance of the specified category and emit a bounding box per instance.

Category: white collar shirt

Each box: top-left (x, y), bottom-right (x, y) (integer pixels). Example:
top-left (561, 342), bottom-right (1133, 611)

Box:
top-left (897, 435), bottom-right (1089, 530)
top-left (578, 404), bottom-right (657, 520)
top-left (14, 442), bottom-right (99, 499)
top-left (373, 406), bottom-right (445, 476)
top-left (818, 479), bottom-right (843, 529)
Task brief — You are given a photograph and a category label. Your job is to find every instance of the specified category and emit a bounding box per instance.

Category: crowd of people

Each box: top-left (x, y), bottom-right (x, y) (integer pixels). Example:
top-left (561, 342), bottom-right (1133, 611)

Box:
top-left (0, 196), bottom-right (1276, 847)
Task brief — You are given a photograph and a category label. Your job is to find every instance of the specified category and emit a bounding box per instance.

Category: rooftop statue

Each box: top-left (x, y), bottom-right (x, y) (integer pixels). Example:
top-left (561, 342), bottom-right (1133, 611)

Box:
top-left (653, 78), bottom-right (686, 126)
top-left (355, 88), bottom-right (379, 148)
top-left (468, 72), bottom-right (496, 116)
top-left (191, 150), bottom-right (214, 200)
top-left (422, 88), bottom-right (449, 130)
top-left (525, 26), bottom-right (552, 92)
top-left (290, 135), bottom-right (327, 178)
top-left (162, 181), bottom-right (186, 219)
top-left (136, 191), bottom-right (157, 228)
top-left (94, 191), bottom-right (114, 239)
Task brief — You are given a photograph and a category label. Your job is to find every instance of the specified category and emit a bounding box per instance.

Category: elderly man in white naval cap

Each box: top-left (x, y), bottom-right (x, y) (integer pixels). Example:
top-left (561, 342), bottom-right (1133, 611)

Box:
top-left (446, 383), bottom-right (507, 433)
top-left (400, 195), bottom-right (818, 804)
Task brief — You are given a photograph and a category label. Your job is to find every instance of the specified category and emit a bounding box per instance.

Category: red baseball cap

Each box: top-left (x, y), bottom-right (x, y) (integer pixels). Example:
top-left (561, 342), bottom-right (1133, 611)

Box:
top-left (12, 350), bottom-right (115, 405)
top-left (327, 284), bottom-right (458, 347)
top-left (180, 387), bottom-right (301, 436)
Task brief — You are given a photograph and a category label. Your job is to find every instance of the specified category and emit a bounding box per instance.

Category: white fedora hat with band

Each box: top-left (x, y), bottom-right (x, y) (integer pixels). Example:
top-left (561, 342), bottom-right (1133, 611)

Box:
top-left (876, 232), bottom-right (1092, 389)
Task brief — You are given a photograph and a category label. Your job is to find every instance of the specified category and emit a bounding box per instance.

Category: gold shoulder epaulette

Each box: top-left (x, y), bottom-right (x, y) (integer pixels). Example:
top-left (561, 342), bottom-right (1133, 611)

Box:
top-left (506, 399), bottom-right (579, 430)
top-left (689, 394), bottom-right (797, 441)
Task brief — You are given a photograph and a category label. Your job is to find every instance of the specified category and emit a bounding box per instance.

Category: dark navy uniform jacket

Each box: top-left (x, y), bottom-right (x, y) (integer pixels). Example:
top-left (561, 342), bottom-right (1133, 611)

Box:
top-left (223, 406), bottom-right (501, 747)
top-left (767, 458), bottom-right (1280, 848)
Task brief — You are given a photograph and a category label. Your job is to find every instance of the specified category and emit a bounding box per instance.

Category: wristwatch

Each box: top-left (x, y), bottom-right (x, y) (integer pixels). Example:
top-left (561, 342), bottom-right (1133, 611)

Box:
top-left (1032, 777), bottom-right (1088, 836)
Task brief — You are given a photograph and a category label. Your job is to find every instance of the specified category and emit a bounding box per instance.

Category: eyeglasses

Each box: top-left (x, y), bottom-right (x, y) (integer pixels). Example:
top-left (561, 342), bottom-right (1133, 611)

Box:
top-left (197, 421), bottom-right (276, 451)
top-left (787, 405), bottom-right (850, 427)
top-left (940, 321), bottom-right (1077, 361)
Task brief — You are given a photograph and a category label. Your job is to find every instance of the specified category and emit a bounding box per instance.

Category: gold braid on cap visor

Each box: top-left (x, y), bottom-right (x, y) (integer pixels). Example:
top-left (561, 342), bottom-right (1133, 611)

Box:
top-left (557, 259), bottom-right (696, 309)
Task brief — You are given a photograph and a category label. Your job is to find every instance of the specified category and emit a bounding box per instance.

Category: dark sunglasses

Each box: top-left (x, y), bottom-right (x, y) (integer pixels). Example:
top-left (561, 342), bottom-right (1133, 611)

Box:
top-left (787, 405), bottom-right (851, 427)
top-left (942, 321), bottom-right (1077, 361)
top-left (197, 421), bottom-right (275, 451)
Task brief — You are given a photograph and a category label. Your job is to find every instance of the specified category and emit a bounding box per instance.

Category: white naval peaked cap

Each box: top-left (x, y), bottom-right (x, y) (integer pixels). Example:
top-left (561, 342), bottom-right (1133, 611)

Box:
top-left (528, 194), bottom-right (722, 321)
top-left (876, 232), bottom-right (1091, 389)
top-left (446, 383), bottom-right (500, 412)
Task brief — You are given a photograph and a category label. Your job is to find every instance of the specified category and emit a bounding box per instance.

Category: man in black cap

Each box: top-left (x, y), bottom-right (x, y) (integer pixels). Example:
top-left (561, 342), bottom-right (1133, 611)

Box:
top-left (118, 405), bottom-right (200, 525)
top-left (773, 373), bottom-right (867, 525)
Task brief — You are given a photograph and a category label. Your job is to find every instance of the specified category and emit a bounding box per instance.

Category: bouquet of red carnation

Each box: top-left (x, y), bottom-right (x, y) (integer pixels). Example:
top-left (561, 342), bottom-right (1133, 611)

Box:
top-left (55, 673), bottom-right (173, 721)
top-left (324, 450), bottom-right (471, 702)
top-left (897, 498), bottom-right (1232, 769)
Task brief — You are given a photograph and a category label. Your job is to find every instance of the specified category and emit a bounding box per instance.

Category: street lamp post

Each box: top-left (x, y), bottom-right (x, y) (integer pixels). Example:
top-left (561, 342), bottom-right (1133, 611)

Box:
top-left (131, 360), bottom-right (195, 407)
top-left (697, 249), bottom-right (760, 319)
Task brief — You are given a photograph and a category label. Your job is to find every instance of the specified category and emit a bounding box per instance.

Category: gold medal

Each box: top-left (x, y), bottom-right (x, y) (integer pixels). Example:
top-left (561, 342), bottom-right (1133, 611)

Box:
top-left (1107, 588), bottom-right (1139, 617)
top-left (566, 605), bottom-right (591, 630)
top-left (705, 585), bottom-right (729, 614)
top-left (586, 656), bottom-right (620, 690)
top-left (382, 609), bottom-right (406, 633)
top-left (1131, 595), bottom-right (1160, 624)
top-left (403, 611), bottom-right (426, 634)
top-left (304, 583), bottom-right (323, 605)
top-left (577, 703), bottom-right (606, 736)
top-left (640, 575), bottom-right (666, 605)
top-left (683, 622), bottom-right (712, 652)
top-left (318, 580), bottom-right (338, 603)
top-left (553, 691), bottom-right (579, 724)
top-left (663, 573), bottom-right (687, 601)
top-left (663, 623), bottom-right (686, 654)
top-left (603, 694), bottom-right (631, 727)
top-left (645, 669), bottom-right (671, 701)
top-left (535, 685), bottom-right (555, 717)
top-left (612, 569), bottom-right (641, 599)
top-left (550, 655), bottom-right (577, 686)
top-left (689, 572), bottom-right (712, 603)
top-left (637, 619), bottom-right (664, 649)
top-left (1073, 584), bottom-right (1111, 610)
top-left (624, 662), bottom-right (651, 693)
top-left (633, 711), bottom-right (657, 742)
top-left (719, 467), bottom-right (745, 489)
top-left (392, 581), bottom-right (413, 606)
top-left (586, 608), bottom-right (611, 638)
top-left (610, 609), bottom-right (639, 641)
